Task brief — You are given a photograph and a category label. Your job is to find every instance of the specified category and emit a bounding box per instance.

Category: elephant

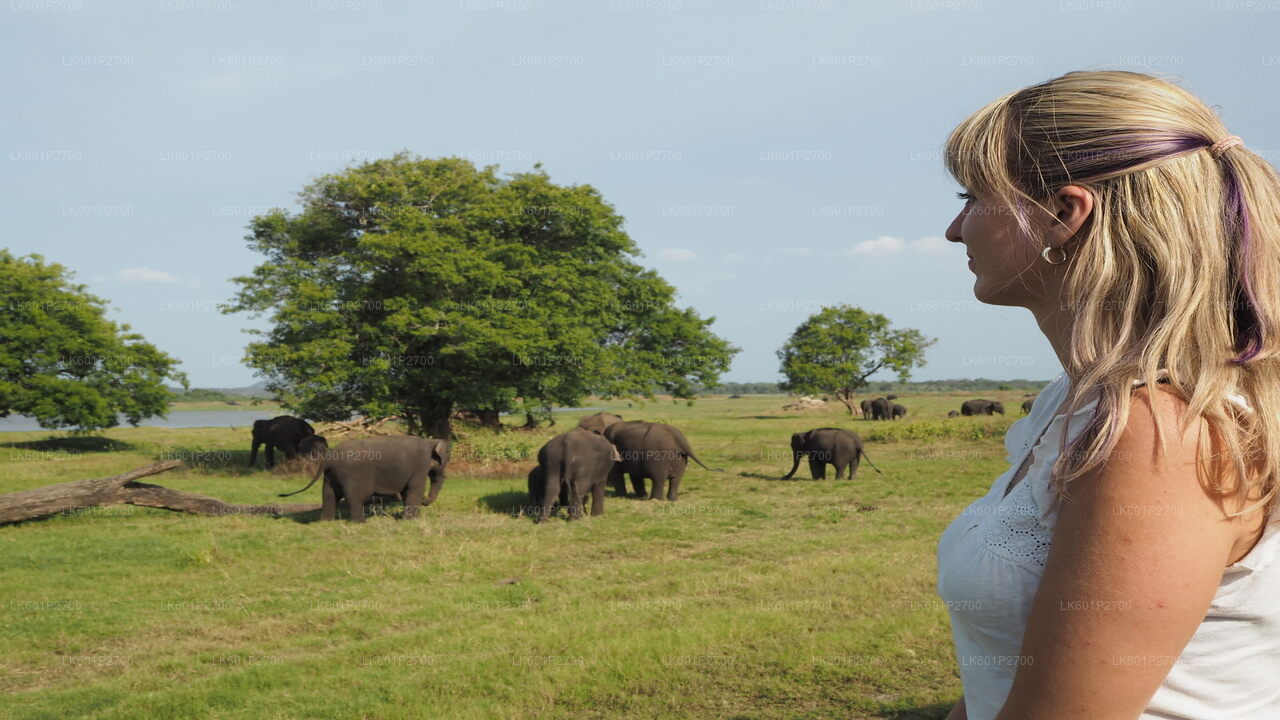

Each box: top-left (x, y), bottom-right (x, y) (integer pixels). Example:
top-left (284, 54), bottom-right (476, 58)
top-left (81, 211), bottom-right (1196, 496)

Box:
top-left (602, 420), bottom-right (719, 501)
top-left (1021, 396), bottom-right (1037, 414)
top-left (859, 399), bottom-right (873, 419)
top-left (526, 428), bottom-right (619, 522)
top-left (885, 394), bottom-right (898, 401)
top-left (278, 434), bottom-right (450, 522)
top-left (870, 397), bottom-right (892, 421)
top-left (782, 427), bottom-right (880, 480)
top-left (947, 410), bottom-right (960, 418)
top-left (961, 399), bottom-right (1005, 416)
top-left (248, 415), bottom-right (316, 468)
top-left (891, 404), bottom-right (907, 420)
top-left (577, 411), bottom-right (623, 435)
top-left (297, 434), bottom-right (329, 458)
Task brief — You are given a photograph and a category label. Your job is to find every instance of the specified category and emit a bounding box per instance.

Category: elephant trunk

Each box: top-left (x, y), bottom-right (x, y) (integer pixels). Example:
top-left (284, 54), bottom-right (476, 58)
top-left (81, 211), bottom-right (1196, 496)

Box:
top-left (782, 452), bottom-right (802, 479)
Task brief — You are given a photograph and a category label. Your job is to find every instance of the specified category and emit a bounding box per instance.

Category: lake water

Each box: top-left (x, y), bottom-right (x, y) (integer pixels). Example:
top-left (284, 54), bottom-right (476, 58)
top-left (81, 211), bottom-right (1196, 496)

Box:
top-left (0, 407), bottom-right (608, 433)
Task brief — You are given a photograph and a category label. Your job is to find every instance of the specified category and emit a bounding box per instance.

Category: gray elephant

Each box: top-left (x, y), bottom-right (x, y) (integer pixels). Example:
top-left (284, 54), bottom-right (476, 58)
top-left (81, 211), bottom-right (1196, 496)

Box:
top-left (278, 434), bottom-right (451, 522)
top-left (891, 403), bottom-right (907, 420)
top-left (859, 399), bottom-right (873, 419)
top-left (577, 411), bottom-right (623, 435)
top-left (870, 397), bottom-right (892, 421)
top-left (602, 420), bottom-right (719, 501)
top-left (947, 410), bottom-right (960, 418)
top-left (249, 415), bottom-right (316, 468)
top-left (526, 428), bottom-right (619, 522)
top-left (782, 427), bottom-right (880, 480)
top-left (297, 434), bottom-right (329, 458)
top-left (1021, 396), bottom-right (1037, 414)
top-left (961, 399), bottom-right (1005, 416)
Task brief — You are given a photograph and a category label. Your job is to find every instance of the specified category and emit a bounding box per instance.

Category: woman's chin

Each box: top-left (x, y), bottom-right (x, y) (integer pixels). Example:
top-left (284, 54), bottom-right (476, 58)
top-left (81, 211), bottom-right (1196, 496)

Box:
top-left (972, 277), bottom-right (1031, 308)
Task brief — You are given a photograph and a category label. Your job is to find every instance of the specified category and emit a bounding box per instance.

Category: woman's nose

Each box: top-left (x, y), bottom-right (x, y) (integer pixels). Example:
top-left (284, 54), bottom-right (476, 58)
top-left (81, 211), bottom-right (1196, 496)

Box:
top-left (945, 209), bottom-right (965, 243)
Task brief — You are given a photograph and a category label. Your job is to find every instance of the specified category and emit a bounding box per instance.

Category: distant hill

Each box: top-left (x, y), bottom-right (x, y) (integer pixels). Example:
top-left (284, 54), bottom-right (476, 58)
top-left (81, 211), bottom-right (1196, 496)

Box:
top-left (167, 381), bottom-right (273, 402)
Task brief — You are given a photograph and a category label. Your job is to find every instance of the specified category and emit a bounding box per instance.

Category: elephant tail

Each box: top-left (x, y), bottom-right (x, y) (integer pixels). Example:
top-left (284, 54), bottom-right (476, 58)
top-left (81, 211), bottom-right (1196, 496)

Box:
top-left (686, 451), bottom-right (724, 472)
top-left (279, 462), bottom-right (325, 497)
top-left (668, 428), bottom-right (723, 472)
top-left (859, 448), bottom-right (883, 474)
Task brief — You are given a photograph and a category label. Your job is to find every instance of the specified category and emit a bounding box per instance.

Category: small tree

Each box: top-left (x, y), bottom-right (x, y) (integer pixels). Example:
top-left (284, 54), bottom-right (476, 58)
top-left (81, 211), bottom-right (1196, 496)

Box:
top-left (0, 250), bottom-right (188, 432)
top-left (777, 305), bottom-right (934, 416)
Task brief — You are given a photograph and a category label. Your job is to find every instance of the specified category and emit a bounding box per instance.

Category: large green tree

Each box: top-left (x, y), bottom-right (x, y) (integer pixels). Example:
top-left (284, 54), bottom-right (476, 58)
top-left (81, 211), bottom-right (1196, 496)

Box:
top-left (777, 305), bottom-right (934, 415)
top-left (223, 153), bottom-right (737, 437)
top-left (0, 250), bottom-right (187, 432)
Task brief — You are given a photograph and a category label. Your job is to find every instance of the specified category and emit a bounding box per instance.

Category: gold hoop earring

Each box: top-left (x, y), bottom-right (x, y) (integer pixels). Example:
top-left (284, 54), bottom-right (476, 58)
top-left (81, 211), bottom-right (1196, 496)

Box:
top-left (1041, 245), bottom-right (1067, 265)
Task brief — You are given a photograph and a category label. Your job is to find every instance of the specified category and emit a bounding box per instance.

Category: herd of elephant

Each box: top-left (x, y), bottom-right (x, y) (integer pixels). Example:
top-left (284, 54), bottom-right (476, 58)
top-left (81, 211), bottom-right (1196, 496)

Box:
top-left (858, 395), bottom-right (1030, 420)
top-left (245, 393), bottom-right (1037, 523)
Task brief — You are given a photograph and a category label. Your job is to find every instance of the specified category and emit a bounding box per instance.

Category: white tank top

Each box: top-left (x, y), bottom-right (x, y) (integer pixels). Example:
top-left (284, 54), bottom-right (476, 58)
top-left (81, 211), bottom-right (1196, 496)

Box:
top-left (936, 371), bottom-right (1280, 720)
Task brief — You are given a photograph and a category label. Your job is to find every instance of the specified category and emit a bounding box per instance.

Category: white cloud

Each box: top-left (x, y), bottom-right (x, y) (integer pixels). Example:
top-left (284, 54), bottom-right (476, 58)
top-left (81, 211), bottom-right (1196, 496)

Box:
top-left (118, 267), bottom-right (182, 285)
top-left (846, 236), bottom-right (905, 256)
top-left (845, 235), bottom-right (958, 257)
top-left (116, 267), bottom-right (202, 288)
top-left (659, 248), bottom-right (698, 261)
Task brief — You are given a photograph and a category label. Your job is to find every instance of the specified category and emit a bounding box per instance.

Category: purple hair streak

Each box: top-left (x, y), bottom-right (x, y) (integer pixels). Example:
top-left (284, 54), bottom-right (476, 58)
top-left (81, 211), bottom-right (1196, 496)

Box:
top-left (1054, 129), bottom-right (1261, 364)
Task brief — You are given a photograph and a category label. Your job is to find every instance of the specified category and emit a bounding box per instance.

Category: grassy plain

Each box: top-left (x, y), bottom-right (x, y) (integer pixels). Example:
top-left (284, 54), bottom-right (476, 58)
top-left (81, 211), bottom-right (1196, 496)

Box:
top-left (0, 390), bottom-right (1034, 719)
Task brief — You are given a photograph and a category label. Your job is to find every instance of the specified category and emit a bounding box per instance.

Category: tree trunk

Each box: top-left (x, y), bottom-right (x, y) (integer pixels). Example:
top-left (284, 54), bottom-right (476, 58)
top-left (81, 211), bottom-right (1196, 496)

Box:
top-left (836, 389), bottom-right (857, 416)
top-left (458, 407), bottom-right (501, 427)
top-left (419, 400), bottom-right (454, 439)
top-left (0, 461), bottom-right (321, 525)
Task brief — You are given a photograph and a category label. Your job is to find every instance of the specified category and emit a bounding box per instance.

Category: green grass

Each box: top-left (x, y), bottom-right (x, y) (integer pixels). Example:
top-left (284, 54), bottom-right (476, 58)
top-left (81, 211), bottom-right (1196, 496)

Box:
top-left (0, 392), bottom-right (1028, 719)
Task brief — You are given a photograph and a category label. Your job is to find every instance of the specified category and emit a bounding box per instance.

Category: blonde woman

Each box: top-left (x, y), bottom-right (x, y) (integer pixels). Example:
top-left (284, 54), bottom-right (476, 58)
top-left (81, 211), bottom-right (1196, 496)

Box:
top-left (936, 70), bottom-right (1280, 720)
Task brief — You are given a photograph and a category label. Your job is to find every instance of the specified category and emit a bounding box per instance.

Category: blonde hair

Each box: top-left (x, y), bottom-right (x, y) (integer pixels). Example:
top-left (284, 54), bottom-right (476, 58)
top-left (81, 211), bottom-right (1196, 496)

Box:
top-left (945, 70), bottom-right (1280, 519)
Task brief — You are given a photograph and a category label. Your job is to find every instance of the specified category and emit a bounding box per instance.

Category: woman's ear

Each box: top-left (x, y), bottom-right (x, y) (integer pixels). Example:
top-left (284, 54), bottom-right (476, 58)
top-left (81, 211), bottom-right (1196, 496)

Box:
top-left (1051, 184), bottom-right (1094, 242)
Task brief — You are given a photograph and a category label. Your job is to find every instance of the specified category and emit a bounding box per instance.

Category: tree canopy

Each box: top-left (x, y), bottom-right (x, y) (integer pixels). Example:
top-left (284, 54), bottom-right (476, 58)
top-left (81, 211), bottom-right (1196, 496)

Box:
top-left (0, 250), bottom-right (187, 432)
top-left (222, 153), bottom-right (738, 437)
top-left (777, 305), bottom-right (934, 415)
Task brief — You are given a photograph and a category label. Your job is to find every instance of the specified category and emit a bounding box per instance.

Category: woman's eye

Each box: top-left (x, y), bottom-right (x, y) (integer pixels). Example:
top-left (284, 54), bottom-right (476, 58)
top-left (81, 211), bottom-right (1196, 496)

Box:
top-left (956, 192), bottom-right (975, 203)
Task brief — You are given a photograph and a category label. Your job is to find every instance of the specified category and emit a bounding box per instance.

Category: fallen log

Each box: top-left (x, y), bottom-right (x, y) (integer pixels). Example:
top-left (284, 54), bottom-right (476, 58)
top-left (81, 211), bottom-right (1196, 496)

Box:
top-left (0, 461), bottom-right (321, 525)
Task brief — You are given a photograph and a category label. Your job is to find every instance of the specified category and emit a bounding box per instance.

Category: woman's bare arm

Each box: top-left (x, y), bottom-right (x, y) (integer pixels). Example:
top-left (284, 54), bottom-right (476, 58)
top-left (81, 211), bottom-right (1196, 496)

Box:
top-left (994, 388), bottom-right (1244, 719)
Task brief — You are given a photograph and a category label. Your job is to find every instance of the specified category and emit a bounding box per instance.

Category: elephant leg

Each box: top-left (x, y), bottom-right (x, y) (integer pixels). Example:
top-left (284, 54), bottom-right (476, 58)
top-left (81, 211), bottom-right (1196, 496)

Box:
top-left (809, 456), bottom-right (825, 480)
top-left (667, 469), bottom-right (683, 501)
top-left (834, 458), bottom-right (846, 480)
top-left (249, 440), bottom-right (260, 467)
top-left (346, 488), bottom-right (369, 523)
top-left (648, 471), bottom-right (666, 501)
top-left (402, 477), bottom-right (426, 520)
top-left (850, 455), bottom-right (861, 481)
top-left (630, 473), bottom-right (646, 499)
top-left (608, 466), bottom-right (627, 497)
top-left (565, 477), bottom-right (585, 521)
top-left (590, 480), bottom-right (605, 516)
top-left (265, 444), bottom-right (276, 469)
top-left (538, 473), bottom-right (559, 523)
top-left (321, 479), bottom-right (338, 521)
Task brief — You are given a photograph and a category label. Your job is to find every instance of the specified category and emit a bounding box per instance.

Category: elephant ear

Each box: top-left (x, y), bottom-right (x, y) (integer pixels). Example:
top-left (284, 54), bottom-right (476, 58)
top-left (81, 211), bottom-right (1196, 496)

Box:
top-left (432, 439), bottom-right (451, 467)
top-left (607, 442), bottom-right (622, 463)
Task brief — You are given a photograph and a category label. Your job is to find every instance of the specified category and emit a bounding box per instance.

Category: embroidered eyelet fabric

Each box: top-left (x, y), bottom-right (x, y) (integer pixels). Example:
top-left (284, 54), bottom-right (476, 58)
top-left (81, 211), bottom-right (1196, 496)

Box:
top-left (936, 370), bottom-right (1280, 720)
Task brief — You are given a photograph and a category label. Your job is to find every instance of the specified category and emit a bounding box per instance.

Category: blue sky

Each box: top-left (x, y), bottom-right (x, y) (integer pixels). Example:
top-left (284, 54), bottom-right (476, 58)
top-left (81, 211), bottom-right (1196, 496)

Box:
top-left (3, 0), bottom-right (1275, 387)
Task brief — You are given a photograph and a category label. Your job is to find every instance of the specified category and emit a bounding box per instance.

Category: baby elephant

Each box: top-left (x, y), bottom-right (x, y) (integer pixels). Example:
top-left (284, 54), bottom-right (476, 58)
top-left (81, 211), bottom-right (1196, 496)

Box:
top-left (279, 434), bottom-right (450, 522)
top-left (783, 427), bottom-right (880, 480)
top-left (891, 404), bottom-right (907, 420)
top-left (527, 428), bottom-right (619, 523)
